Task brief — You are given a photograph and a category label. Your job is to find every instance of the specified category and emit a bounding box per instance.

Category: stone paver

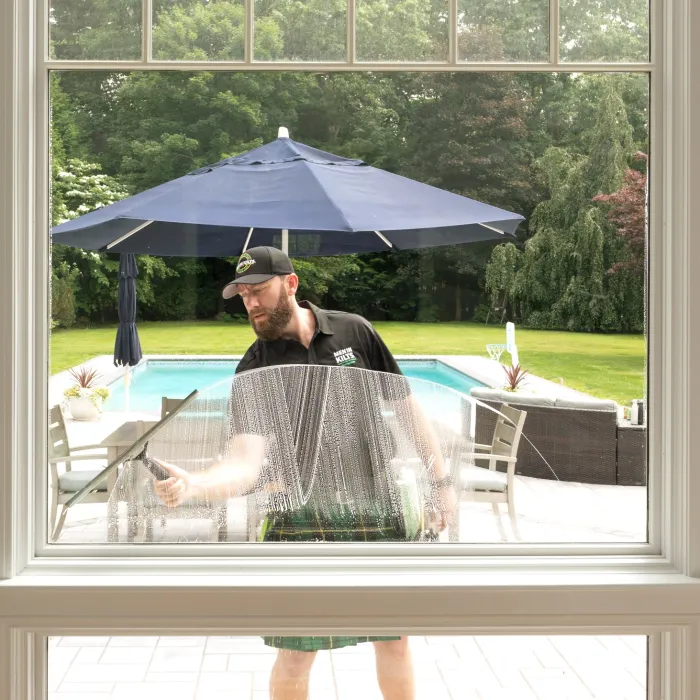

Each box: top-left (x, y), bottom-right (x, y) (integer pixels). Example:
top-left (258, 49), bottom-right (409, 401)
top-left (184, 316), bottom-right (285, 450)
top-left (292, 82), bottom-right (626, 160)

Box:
top-left (49, 635), bottom-right (646, 700)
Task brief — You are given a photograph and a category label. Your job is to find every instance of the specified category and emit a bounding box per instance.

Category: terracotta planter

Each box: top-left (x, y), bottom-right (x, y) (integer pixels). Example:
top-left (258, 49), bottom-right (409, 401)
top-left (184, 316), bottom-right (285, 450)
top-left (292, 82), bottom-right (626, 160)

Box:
top-left (68, 396), bottom-right (102, 421)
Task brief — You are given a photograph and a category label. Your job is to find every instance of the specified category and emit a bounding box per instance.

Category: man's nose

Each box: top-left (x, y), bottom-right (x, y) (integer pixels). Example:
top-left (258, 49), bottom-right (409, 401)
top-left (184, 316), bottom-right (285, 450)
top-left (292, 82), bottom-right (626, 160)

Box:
top-left (244, 296), bottom-right (259, 311)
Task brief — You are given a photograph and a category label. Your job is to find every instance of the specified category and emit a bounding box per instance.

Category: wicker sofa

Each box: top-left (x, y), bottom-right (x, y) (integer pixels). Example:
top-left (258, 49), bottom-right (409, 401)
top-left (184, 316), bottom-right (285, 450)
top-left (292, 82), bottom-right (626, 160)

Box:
top-left (469, 388), bottom-right (646, 486)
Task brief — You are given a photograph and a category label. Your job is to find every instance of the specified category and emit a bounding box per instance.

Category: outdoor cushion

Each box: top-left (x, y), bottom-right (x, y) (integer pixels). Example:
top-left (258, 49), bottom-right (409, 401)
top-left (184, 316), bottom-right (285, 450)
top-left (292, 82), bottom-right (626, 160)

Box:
top-left (498, 393), bottom-right (556, 407)
top-left (469, 387), bottom-right (556, 407)
top-left (554, 396), bottom-right (618, 411)
top-left (58, 469), bottom-right (108, 493)
top-left (460, 465), bottom-right (508, 492)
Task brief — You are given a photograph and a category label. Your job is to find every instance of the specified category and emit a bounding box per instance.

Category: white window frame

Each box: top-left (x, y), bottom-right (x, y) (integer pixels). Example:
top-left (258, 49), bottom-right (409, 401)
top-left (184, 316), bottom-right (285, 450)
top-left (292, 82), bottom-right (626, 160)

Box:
top-left (1, 0), bottom-right (700, 697)
top-left (24, 0), bottom-right (668, 565)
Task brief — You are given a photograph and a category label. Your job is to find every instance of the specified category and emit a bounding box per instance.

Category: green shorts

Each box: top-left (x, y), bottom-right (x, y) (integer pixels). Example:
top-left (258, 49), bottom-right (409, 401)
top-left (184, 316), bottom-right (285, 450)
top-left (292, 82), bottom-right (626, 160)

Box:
top-left (260, 505), bottom-right (406, 651)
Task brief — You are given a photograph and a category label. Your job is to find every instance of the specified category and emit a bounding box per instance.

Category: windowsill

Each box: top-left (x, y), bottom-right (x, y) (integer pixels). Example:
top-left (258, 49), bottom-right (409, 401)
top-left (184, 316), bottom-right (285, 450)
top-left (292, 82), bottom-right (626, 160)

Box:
top-left (2, 561), bottom-right (700, 621)
top-left (4, 550), bottom-right (695, 582)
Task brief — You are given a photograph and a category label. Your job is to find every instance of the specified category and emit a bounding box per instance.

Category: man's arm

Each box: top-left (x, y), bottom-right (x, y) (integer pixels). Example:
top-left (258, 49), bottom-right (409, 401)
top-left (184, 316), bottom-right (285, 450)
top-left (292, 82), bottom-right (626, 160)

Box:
top-left (365, 322), bottom-right (449, 481)
top-left (396, 393), bottom-right (449, 480)
top-left (153, 434), bottom-right (265, 507)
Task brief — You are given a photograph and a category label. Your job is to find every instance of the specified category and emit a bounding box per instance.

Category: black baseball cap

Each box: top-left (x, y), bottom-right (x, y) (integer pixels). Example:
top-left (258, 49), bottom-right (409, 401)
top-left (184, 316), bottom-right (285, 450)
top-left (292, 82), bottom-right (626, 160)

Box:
top-left (222, 246), bottom-right (295, 299)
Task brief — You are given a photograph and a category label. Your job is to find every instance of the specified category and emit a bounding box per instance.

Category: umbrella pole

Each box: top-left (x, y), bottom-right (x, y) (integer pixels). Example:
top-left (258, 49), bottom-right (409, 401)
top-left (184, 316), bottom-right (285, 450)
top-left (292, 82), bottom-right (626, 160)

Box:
top-left (281, 229), bottom-right (288, 255)
top-left (124, 366), bottom-right (131, 413)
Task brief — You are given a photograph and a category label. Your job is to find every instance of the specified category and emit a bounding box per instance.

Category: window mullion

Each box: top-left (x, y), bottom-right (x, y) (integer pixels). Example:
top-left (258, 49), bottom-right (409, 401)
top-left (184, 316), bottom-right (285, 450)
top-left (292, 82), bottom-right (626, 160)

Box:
top-left (245, 0), bottom-right (253, 64)
top-left (142, 0), bottom-right (152, 62)
top-left (549, 0), bottom-right (560, 64)
top-left (449, 0), bottom-right (458, 65)
top-left (347, 0), bottom-right (356, 64)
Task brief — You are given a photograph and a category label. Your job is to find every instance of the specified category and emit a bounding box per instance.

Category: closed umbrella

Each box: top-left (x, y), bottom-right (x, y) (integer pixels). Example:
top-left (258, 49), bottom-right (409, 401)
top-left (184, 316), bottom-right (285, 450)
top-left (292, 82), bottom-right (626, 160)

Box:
top-left (113, 253), bottom-right (143, 411)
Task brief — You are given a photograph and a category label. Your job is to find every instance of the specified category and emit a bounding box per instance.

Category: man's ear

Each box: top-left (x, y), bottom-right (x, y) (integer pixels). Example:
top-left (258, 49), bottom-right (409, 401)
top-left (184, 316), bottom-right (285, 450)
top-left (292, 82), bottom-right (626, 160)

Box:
top-left (285, 273), bottom-right (299, 296)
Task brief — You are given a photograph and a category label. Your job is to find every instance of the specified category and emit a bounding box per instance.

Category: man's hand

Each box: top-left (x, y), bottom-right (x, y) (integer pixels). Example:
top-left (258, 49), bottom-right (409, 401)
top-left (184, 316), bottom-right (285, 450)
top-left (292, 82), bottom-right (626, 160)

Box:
top-left (152, 460), bottom-right (196, 508)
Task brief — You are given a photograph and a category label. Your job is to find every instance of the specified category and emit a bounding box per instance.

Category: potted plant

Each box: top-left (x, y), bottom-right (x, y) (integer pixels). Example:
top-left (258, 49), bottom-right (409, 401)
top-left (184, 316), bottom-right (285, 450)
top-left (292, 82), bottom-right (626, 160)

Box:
top-left (502, 364), bottom-right (529, 392)
top-left (469, 363), bottom-right (538, 405)
top-left (63, 366), bottom-right (110, 420)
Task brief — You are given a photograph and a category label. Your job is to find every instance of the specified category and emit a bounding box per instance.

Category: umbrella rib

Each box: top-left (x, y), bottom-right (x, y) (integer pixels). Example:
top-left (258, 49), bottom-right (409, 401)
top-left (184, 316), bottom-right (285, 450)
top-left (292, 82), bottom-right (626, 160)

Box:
top-left (479, 223), bottom-right (505, 235)
top-left (106, 220), bottom-right (154, 249)
top-left (373, 231), bottom-right (393, 249)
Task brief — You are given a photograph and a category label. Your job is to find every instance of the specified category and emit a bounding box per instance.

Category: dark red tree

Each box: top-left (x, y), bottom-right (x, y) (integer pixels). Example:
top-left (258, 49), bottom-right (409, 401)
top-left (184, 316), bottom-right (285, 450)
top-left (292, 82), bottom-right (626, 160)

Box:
top-left (593, 152), bottom-right (647, 276)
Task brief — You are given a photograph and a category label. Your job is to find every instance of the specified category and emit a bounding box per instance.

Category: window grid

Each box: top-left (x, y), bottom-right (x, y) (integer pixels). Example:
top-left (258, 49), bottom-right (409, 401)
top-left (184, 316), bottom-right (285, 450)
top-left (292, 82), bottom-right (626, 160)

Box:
top-left (44, 0), bottom-right (652, 71)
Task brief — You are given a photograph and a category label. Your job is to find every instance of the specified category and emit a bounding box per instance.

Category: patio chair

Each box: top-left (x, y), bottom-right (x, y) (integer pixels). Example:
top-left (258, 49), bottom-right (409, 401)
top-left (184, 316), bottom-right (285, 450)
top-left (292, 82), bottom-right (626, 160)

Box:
top-left (48, 404), bottom-right (112, 542)
top-left (132, 397), bottom-right (229, 542)
top-left (452, 403), bottom-right (527, 542)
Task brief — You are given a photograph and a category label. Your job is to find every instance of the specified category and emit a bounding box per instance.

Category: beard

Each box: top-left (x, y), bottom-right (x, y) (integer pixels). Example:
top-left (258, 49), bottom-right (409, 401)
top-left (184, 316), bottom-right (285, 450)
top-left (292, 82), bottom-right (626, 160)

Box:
top-left (249, 288), bottom-right (294, 341)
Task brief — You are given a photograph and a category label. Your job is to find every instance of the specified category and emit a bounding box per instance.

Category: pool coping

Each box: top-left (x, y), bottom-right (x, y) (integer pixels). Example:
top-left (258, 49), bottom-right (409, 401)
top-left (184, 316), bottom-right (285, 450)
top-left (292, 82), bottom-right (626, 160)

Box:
top-left (49, 353), bottom-right (595, 409)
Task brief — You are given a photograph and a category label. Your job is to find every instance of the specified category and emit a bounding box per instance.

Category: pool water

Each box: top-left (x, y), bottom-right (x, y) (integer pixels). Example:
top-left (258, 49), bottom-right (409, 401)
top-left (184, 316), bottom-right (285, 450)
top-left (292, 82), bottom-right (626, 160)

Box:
top-left (105, 360), bottom-right (484, 414)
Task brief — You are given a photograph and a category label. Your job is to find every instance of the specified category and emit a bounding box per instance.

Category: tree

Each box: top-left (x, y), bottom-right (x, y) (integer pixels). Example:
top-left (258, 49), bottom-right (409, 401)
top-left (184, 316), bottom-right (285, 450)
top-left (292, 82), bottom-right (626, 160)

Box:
top-left (485, 242), bottom-right (521, 323)
top-left (51, 159), bottom-right (182, 324)
top-left (399, 66), bottom-right (536, 321)
top-left (593, 152), bottom-right (647, 278)
top-left (458, 0), bottom-right (549, 62)
top-left (510, 78), bottom-right (643, 332)
top-left (50, 0), bottom-right (142, 60)
top-left (51, 159), bottom-right (130, 326)
top-left (559, 0), bottom-right (649, 63)
top-left (49, 1), bottom-right (650, 329)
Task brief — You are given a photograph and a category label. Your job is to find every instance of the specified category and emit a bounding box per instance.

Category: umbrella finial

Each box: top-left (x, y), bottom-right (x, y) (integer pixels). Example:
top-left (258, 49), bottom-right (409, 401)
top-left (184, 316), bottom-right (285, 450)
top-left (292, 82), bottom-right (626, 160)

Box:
top-left (278, 126), bottom-right (290, 138)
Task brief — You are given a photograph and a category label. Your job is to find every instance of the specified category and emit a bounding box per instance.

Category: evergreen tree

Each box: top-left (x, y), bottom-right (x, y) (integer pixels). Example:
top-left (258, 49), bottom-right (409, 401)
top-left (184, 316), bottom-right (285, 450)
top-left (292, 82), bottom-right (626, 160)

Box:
top-left (510, 77), bottom-right (642, 331)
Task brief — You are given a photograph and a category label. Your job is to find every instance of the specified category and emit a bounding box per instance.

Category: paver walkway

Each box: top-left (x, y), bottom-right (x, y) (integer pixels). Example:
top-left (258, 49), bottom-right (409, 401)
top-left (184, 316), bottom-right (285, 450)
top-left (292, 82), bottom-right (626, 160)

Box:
top-left (49, 634), bottom-right (647, 700)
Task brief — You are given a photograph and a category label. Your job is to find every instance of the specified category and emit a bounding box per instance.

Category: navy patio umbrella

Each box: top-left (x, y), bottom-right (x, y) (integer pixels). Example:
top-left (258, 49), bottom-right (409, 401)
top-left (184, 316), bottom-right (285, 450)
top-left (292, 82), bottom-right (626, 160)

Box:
top-left (52, 128), bottom-right (525, 257)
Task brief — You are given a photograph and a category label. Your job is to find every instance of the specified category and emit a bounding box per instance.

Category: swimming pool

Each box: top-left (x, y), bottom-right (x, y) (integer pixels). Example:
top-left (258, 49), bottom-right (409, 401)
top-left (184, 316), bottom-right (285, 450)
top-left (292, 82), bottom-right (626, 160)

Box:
top-left (104, 359), bottom-right (484, 414)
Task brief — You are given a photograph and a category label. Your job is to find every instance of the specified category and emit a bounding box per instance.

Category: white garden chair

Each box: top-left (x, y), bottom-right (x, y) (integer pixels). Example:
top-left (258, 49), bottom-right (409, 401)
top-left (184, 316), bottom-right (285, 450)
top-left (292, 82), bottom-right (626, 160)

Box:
top-left (48, 404), bottom-right (112, 542)
top-left (452, 403), bottom-right (527, 541)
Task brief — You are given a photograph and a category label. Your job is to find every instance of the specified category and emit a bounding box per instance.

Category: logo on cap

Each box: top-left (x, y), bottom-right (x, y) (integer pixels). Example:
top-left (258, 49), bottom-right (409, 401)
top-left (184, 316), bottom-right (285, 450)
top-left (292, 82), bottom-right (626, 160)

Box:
top-left (236, 253), bottom-right (256, 274)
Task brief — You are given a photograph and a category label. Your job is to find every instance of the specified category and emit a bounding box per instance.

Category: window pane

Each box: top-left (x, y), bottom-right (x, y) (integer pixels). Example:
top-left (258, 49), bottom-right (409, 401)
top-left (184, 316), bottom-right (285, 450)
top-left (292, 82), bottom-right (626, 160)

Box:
top-left (254, 0), bottom-right (346, 62)
top-left (560, 0), bottom-right (650, 63)
top-left (49, 0), bottom-right (142, 60)
top-left (49, 634), bottom-right (648, 698)
top-left (49, 71), bottom-right (648, 547)
top-left (458, 0), bottom-right (549, 62)
top-left (152, 0), bottom-right (246, 61)
top-left (356, 0), bottom-right (449, 63)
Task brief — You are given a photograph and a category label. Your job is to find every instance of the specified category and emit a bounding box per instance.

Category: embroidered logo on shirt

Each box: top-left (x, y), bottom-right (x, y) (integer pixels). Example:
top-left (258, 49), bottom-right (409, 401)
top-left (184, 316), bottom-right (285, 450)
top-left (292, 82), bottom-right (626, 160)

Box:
top-left (333, 347), bottom-right (357, 366)
top-left (236, 252), bottom-right (256, 274)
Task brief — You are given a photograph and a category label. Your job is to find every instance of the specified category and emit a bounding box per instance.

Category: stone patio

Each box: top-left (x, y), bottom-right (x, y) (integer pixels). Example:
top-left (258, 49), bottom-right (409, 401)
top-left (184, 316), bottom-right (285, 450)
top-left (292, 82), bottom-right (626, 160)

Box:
top-left (48, 634), bottom-right (647, 700)
top-left (53, 403), bottom-right (646, 544)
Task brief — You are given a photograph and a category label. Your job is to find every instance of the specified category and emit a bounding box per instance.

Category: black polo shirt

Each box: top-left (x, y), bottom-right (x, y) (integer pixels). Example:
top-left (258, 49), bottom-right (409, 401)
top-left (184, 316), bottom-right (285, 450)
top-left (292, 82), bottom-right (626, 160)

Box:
top-left (229, 302), bottom-right (410, 511)
top-left (235, 301), bottom-right (404, 376)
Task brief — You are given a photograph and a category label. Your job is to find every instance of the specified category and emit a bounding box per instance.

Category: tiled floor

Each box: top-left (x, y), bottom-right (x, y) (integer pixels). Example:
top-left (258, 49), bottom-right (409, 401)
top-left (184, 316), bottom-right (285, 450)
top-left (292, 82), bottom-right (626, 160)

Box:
top-left (48, 634), bottom-right (647, 700)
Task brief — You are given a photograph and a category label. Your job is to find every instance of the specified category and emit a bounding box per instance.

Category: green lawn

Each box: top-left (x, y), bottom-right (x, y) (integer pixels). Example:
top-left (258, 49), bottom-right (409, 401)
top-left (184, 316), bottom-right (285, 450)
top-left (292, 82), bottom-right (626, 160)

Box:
top-left (50, 321), bottom-right (646, 405)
